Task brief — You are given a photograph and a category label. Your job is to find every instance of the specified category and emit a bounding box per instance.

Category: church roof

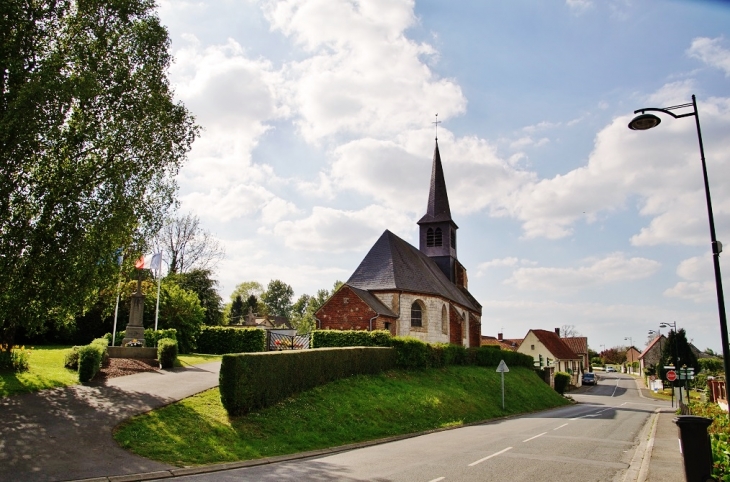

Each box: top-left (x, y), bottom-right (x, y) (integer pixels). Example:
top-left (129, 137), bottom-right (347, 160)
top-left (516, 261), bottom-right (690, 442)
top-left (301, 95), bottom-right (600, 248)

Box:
top-left (346, 230), bottom-right (481, 313)
top-left (348, 286), bottom-right (398, 318)
top-left (418, 140), bottom-right (457, 227)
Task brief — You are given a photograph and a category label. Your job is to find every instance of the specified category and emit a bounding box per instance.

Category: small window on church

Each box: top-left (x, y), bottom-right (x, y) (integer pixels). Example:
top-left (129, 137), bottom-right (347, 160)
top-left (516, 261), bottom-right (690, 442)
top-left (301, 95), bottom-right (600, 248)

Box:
top-left (426, 228), bottom-right (434, 247)
top-left (451, 229), bottom-right (456, 248)
top-left (434, 228), bottom-right (442, 246)
top-left (411, 301), bottom-right (422, 327)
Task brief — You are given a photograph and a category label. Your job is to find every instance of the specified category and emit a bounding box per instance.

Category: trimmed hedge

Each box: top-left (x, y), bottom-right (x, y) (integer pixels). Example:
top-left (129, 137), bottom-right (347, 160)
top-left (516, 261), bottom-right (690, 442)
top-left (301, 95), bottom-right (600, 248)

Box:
top-left (64, 346), bottom-right (80, 370)
top-left (78, 339), bottom-right (108, 383)
top-left (311, 330), bottom-right (391, 348)
top-left (197, 326), bottom-right (266, 355)
top-left (554, 371), bottom-right (571, 395)
top-left (220, 347), bottom-right (396, 415)
top-left (103, 329), bottom-right (177, 347)
top-left (158, 338), bottom-right (178, 369)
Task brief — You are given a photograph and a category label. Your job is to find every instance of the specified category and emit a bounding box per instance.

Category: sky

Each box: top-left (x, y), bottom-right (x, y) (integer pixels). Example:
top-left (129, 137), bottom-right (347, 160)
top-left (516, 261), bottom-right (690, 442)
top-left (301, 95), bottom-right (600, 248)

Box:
top-left (155, 0), bottom-right (730, 354)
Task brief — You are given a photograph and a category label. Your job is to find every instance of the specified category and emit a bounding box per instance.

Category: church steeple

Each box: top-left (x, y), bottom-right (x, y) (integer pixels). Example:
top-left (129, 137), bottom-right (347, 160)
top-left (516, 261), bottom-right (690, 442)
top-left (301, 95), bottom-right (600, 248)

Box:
top-left (418, 140), bottom-right (459, 283)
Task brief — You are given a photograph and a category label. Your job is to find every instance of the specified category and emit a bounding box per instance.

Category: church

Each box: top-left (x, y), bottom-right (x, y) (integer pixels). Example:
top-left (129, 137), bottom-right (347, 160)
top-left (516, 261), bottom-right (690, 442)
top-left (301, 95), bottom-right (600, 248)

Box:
top-left (315, 140), bottom-right (482, 347)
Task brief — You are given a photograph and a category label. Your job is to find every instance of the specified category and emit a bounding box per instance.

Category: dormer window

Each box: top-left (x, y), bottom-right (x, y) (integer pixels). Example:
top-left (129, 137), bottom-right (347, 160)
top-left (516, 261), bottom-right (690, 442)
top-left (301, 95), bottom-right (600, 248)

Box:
top-left (434, 227), bottom-right (442, 247)
top-left (426, 228), bottom-right (434, 247)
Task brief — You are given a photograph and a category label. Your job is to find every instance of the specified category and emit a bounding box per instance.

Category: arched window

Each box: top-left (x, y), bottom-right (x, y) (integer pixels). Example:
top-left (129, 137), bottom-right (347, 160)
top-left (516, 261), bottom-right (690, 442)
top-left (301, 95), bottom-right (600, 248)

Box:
top-left (426, 228), bottom-right (434, 247)
top-left (434, 227), bottom-right (443, 246)
top-left (441, 305), bottom-right (448, 334)
top-left (411, 301), bottom-right (423, 327)
top-left (450, 229), bottom-right (456, 248)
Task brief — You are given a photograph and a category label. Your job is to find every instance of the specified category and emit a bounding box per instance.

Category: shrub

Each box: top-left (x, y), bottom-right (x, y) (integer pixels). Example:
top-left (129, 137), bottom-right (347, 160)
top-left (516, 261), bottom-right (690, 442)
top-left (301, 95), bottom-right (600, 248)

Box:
top-left (103, 331), bottom-right (125, 346)
top-left (311, 329), bottom-right (392, 348)
top-left (554, 371), bottom-right (571, 395)
top-left (145, 328), bottom-right (177, 347)
top-left (157, 338), bottom-right (178, 369)
top-left (64, 347), bottom-right (80, 370)
top-left (157, 282), bottom-right (205, 354)
top-left (197, 327), bottom-right (266, 355)
top-left (390, 336), bottom-right (430, 370)
top-left (90, 337), bottom-right (110, 366)
top-left (78, 344), bottom-right (104, 382)
top-left (0, 345), bottom-right (31, 372)
top-left (220, 347), bottom-right (396, 415)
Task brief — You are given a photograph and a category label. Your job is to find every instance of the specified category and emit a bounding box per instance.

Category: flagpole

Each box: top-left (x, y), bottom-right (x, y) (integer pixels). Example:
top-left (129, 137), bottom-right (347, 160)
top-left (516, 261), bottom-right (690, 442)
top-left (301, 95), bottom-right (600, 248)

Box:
top-left (112, 255), bottom-right (124, 347)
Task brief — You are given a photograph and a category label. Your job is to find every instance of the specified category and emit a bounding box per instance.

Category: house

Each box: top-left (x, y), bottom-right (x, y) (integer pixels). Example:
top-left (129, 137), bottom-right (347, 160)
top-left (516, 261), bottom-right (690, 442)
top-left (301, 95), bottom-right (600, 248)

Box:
top-left (517, 329), bottom-right (583, 386)
top-left (481, 333), bottom-right (518, 351)
top-left (562, 336), bottom-right (589, 372)
top-left (639, 335), bottom-right (667, 375)
top-left (625, 346), bottom-right (641, 373)
top-left (315, 140), bottom-right (482, 347)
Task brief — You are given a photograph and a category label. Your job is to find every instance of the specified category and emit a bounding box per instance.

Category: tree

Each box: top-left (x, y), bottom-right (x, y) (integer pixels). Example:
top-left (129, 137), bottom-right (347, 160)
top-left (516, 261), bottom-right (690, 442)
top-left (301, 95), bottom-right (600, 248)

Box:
top-left (157, 281), bottom-right (205, 354)
top-left (153, 213), bottom-right (224, 274)
top-left (601, 347), bottom-right (627, 365)
top-left (224, 281), bottom-right (264, 323)
top-left (262, 280), bottom-right (294, 318)
top-left (0, 0), bottom-right (197, 349)
top-left (229, 295), bottom-right (245, 325)
top-left (166, 269), bottom-right (223, 326)
top-left (560, 325), bottom-right (581, 338)
top-left (658, 329), bottom-right (700, 380)
top-left (289, 285), bottom-right (338, 334)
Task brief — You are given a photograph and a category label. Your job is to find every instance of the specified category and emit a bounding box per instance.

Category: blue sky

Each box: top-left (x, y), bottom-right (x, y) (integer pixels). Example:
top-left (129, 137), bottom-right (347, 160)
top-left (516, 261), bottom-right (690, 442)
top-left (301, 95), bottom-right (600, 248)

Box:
top-left (156, 0), bottom-right (730, 353)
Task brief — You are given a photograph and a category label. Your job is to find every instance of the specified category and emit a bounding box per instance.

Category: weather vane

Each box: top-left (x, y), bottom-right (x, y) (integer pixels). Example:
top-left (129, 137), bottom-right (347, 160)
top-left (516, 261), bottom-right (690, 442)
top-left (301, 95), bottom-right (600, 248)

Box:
top-left (433, 113), bottom-right (441, 140)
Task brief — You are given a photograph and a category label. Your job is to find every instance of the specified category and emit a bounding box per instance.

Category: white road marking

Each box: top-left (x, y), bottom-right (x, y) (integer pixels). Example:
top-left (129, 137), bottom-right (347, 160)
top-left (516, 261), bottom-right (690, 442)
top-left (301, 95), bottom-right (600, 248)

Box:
top-left (522, 432), bottom-right (547, 443)
top-left (428, 478), bottom-right (445, 482)
top-left (571, 407), bottom-right (613, 420)
top-left (553, 423), bottom-right (569, 430)
top-left (612, 379), bottom-right (621, 397)
top-left (468, 447), bottom-right (513, 466)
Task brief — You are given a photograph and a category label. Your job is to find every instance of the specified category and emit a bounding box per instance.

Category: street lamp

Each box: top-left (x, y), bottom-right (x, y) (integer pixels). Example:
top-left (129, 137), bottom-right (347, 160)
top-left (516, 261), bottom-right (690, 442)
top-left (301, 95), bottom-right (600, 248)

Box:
top-left (624, 337), bottom-right (633, 373)
top-left (630, 95), bottom-right (729, 390)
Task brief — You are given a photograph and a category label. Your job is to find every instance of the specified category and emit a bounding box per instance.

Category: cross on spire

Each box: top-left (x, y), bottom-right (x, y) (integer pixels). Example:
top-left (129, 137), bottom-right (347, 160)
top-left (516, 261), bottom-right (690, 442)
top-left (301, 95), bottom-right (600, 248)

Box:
top-left (433, 113), bottom-right (441, 140)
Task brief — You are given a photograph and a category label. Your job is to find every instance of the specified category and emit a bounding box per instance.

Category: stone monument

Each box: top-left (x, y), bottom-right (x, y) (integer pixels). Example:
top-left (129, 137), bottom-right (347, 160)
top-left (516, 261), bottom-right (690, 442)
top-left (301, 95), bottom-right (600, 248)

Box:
top-left (122, 276), bottom-right (146, 347)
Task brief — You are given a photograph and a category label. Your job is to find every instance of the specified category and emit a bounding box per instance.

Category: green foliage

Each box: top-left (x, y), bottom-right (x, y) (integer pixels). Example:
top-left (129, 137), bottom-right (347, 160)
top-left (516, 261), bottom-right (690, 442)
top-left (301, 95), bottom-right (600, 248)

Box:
top-left (311, 329), bottom-right (391, 348)
top-left (196, 327), bottom-right (266, 355)
top-left (157, 338), bottom-right (178, 369)
top-left (0, 0), bottom-right (198, 349)
top-left (229, 295), bottom-right (245, 325)
top-left (157, 282), bottom-right (205, 354)
top-left (261, 280), bottom-right (294, 318)
top-left (659, 329), bottom-right (700, 380)
top-left (554, 371), bottom-right (571, 394)
top-left (78, 344), bottom-right (104, 383)
top-left (700, 357), bottom-right (725, 374)
top-left (686, 401), bottom-right (730, 480)
top-left (64, 347), bottom-right (80, 370)
top-left (219, 347), bottom-right (396, 415)
top-left (0, 345), bottom-right (31, 372)
top-left (390, 337), bottom-right (430, 370)
top-left (103, 328), bottom-right (176, 347)
top-left (166, 269), bottom-right (223, 326)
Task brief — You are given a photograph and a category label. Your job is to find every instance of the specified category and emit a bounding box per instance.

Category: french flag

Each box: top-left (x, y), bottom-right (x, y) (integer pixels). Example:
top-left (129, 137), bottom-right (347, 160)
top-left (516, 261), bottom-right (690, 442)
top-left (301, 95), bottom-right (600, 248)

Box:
top-left (135, 253), bottom-right (162, 271)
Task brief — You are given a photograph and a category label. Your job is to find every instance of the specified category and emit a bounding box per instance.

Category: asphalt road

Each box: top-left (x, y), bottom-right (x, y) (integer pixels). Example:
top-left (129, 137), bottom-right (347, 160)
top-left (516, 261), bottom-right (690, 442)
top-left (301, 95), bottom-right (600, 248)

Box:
top-left (153, 372), bottom-right (673, 482)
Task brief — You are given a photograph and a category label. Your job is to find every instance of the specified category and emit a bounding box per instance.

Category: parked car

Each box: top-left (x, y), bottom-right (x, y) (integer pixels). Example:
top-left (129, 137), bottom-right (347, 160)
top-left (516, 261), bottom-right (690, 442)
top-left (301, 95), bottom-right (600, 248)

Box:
top-left (582, 372), bottom-right (597, 385)
top-left (606, 366), bottom-right (616, 373)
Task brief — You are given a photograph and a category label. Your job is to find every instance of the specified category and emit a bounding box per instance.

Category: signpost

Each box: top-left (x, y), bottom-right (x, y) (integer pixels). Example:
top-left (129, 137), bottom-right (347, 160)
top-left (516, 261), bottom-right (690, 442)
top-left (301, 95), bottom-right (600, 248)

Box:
top-left (665, 365), bottom-right (676, 407)
top-left (666, 370), bottom-right (677, 382)
top-left (496, 360), bottom-right (509, 410)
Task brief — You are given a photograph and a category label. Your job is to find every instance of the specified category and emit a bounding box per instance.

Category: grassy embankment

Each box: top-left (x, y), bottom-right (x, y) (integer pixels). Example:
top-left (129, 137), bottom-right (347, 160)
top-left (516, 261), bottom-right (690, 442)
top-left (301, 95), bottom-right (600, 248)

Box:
top-left (115, 365), bottom-right (569, 466)
top-left (0, 345), bottom-right (220, 397)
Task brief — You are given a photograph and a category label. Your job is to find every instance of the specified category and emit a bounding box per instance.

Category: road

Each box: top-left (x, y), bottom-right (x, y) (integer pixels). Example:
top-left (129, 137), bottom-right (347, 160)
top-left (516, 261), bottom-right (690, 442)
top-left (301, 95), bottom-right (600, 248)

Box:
top-left (152, 372), bottom-right (673, 482)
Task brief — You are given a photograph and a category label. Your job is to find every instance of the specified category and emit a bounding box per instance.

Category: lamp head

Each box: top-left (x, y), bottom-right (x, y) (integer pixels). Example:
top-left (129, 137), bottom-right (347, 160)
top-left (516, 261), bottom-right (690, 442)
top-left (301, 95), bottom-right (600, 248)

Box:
top-left (628, 113), bottom-right (661, 130)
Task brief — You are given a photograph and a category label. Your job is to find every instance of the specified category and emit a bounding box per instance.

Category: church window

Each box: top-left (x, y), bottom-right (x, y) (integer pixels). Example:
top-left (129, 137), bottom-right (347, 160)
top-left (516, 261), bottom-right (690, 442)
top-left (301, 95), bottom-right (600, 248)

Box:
top-left (411, 301), bottom-right (423, 327)
top-left (441, 305), bottom-right (448, 334)
top-left (451, 229), bottom-right (456, 248)
top-left (426, 228), bottom-right (434, 247)
top-left (434, 228), bottom-right (443, 246)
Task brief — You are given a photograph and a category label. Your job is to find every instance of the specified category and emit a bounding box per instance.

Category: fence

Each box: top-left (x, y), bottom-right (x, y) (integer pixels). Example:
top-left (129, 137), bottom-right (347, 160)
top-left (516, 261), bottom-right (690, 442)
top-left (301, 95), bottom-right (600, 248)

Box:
top-left (267, 330), bottom-right (310, 351)
top-left (707, 379), bottom-right (727, 406)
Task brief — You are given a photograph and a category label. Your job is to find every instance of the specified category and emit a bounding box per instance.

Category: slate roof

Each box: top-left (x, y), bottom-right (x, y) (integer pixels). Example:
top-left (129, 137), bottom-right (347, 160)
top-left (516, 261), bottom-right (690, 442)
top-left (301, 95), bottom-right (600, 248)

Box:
top-left (348, 286), bottom-right (398, 318)
top-left (639, 335), bottom-right (666, 360)
top-left (347, 230), bottom-right (481, 313)
top-left (417, 141), bottom-right (457, 227)
top-left (562, 337), bottom-right (588, 354)
top-left (531, 329), bottom-right (580, 360)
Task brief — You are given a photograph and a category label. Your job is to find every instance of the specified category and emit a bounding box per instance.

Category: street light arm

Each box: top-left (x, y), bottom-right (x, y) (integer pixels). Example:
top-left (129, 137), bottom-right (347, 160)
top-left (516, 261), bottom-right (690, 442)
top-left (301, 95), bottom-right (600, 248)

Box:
top-left (633, 103), bottom-right (696, 119)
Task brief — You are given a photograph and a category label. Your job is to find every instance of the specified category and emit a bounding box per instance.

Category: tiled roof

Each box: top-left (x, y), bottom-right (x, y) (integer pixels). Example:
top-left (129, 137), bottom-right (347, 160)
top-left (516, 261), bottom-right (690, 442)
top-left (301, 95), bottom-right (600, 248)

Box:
top-left (531, 329), bottom-right (580, 360)
top-left (639, 335), bottom-right (666, 359)
top-left (481, 336), bottom-right (517, 351)
top-left (347, 230), bottom-right (481, 313)
top-left (562, 337), bottom-right (588, 354)
top-left (503, 338), bottom-right (523, 349)
top-left (348, 286), bottom-right (398, 318)
top-left (417, 141), bottom-right (457, 227)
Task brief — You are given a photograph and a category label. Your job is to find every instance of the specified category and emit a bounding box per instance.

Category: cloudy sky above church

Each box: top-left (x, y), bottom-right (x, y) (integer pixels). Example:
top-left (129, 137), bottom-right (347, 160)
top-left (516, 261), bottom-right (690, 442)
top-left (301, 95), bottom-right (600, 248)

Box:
top-left (158, 0), bottom-right (730, 353)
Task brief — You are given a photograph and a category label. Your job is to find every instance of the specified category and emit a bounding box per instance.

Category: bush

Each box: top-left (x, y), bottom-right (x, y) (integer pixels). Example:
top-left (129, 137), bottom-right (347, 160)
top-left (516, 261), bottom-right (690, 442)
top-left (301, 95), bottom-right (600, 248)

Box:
top-left (78, 344), bottom-right (104, 382)
top-left (220, 347), bottom-right (396, 415)
top-left (90, 337), bottom-right (109, 366)
top-left (390, 336), bottom-right (430, 370)
top-left (64, 347), bottom-right (80, 370)
top-left (311, 330), bottom-right (391, 348)
top-left (0, 345), bottom-right (31, 372)
top-left (157, 282), bottom-right (205, 354)
top-left (157, 338), bottom-right (178, 369)
top-left (197, 327), bottom-right (266, 355)
top-left (554, 371), bottom-right (571, 395)
top-left (145, 328), bottom-right (177, 347)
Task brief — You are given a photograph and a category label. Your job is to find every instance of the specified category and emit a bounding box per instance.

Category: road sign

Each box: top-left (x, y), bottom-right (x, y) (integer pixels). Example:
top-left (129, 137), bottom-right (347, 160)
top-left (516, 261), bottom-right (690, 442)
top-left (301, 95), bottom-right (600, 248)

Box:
top-left (666, 370), bottom-right (677, 382)
top-left (496, 360), bottom-right (510, 373)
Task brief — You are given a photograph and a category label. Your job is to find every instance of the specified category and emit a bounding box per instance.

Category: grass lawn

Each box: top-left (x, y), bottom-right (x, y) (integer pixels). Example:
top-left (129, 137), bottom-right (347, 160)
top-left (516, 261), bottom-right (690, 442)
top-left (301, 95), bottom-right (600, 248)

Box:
top-left (0, 345), bottom-right (78, 397)
top-left (114, 366), bottom-right (570, 466)
top-left (0, 346), bottom-right (221, 398)
top-left (649, 387), bottom-right (702, 403)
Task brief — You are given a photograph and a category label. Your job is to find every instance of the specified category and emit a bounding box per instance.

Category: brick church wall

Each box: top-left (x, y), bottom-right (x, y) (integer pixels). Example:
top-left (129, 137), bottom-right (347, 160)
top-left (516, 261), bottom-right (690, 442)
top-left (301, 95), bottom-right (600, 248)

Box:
top-left (469, 312), bottom-right (481, 349)
top-left (449, 304), bottom-right (463, 345)
top-left (316, 285), bottom-right (379, 331)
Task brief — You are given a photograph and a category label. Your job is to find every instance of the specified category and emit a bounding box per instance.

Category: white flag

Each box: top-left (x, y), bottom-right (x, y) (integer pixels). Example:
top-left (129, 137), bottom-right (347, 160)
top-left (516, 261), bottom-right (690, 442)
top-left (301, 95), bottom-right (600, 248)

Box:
top-left (135, 253), bottom-right (162, 270)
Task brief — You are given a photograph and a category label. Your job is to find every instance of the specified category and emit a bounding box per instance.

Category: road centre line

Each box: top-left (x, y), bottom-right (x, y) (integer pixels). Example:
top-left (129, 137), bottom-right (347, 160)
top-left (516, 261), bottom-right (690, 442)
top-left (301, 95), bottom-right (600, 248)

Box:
top-left (612, 379), bottom-right (621, 397)
top-left (522, 432), bottom-right (547, 443)
top-left (427, 478), bottom-right (445, 482)
top-left (468, 447), bottom-right (513, 466)
top-left (571, 407), bottom-right (613, 420)
top-left (553, 423), bottom-right (569, 430)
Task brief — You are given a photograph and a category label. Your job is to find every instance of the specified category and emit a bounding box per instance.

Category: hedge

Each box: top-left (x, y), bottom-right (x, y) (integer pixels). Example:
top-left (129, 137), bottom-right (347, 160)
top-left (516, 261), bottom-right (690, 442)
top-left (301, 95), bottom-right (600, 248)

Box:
top-left (103, 329), bottom-right (177, 347)
top-left (554, 371), bottom-right (571, 395)
top-left (197, 327), bottom-right (266, 355)
top-left (220, 347), bottom-right (396, 415)
top-left (311, 330), bottom-right (391, 348)
top-left (158, 338), bottom-right (178, 369)
top-left (78, 338), bottom-right (108, 383)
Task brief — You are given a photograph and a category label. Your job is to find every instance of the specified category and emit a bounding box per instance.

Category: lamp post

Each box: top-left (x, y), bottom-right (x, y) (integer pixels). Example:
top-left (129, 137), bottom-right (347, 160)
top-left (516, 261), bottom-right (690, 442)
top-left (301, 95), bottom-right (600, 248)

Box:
top-left (624, 336), bottom-right (633, 373)
top-left (660, 321), bottom-right (682, 403)
top-left (629, 95), bottom-right (730, 392)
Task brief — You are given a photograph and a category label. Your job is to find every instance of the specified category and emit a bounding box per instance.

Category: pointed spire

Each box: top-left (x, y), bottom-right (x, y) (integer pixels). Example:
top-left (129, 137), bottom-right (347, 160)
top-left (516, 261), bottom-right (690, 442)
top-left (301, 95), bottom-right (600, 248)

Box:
top-left (418, 140), bottom-right (453, 224)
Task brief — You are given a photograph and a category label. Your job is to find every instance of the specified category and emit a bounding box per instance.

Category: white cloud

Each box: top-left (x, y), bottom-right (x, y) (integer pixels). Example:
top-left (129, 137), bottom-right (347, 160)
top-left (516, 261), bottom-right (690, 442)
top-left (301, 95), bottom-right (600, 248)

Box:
top-left (476, 257), bottom-right (537, 277)
top-left (664, 255), bottom-right (716, 303)
top-left (565, 0), bottom-right (592, 13)
top-left (504, 253), bottom-right (661, 291)
top-left (688, 37), bottom-right (730, 77)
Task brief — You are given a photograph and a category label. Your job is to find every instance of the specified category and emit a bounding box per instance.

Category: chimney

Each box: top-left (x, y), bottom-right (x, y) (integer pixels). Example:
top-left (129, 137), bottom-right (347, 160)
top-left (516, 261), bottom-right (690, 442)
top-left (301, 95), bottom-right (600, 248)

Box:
top-left (498, 333), bottom-right (503, 341)
top-left (555, 327), bottom-right (560, 337)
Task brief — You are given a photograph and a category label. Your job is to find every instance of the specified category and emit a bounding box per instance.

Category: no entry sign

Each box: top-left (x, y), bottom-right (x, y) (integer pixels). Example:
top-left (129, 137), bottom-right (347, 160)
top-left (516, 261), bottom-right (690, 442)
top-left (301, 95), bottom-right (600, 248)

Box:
top-left (666, 370), bottom-right (677, 382)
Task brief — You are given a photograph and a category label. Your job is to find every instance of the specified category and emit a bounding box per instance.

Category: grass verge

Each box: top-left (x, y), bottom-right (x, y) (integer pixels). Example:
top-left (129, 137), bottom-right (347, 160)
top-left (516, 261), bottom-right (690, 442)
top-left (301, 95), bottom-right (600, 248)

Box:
top-left (0, 346), bottom-right (77, 397)
top-left (176, 353), bottom-right (222, 367)
top-left (115, 365), bottom-right (569, 466)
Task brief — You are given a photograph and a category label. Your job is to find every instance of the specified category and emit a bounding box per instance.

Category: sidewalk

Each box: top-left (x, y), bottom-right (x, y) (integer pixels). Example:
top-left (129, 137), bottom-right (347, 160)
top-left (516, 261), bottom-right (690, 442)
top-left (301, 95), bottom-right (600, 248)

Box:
top-left (0, 361), bottom-right (221, 482)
